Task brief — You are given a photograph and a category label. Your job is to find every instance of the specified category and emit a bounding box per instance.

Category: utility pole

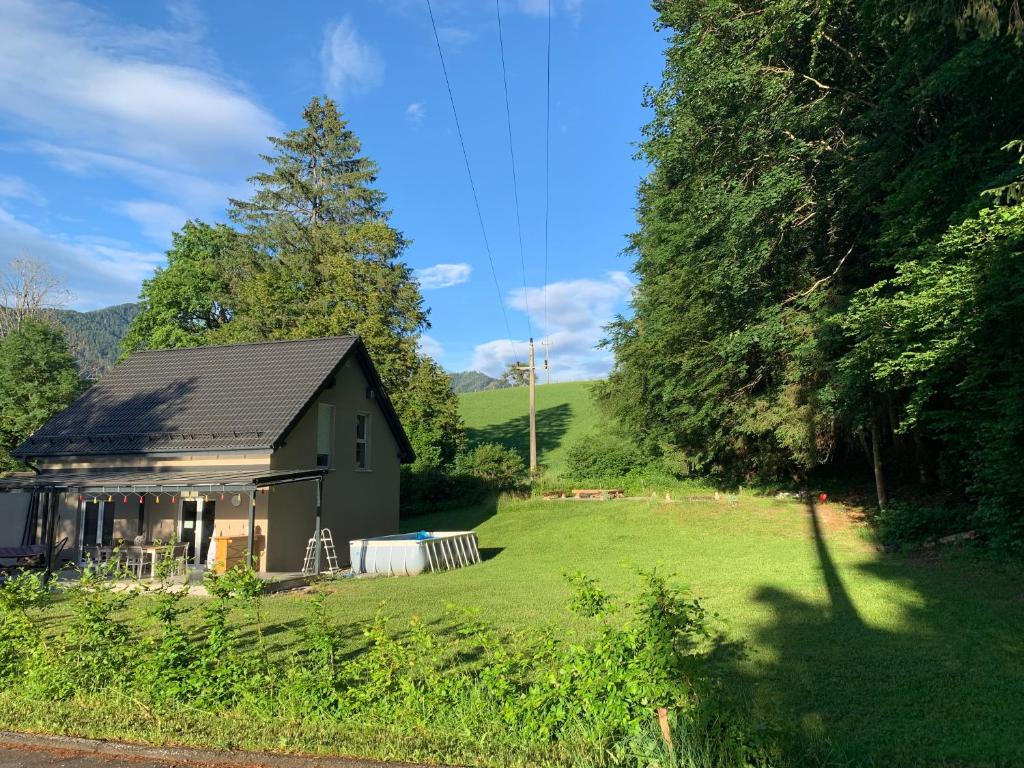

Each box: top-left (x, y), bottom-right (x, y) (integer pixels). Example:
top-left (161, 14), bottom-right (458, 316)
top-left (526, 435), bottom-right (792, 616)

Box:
top-left (541, 340), bottom-right (552, 385)
top-left (515, 340), bottom-right (538, 476)
top-left (528, 338), bottom-right (537, 475)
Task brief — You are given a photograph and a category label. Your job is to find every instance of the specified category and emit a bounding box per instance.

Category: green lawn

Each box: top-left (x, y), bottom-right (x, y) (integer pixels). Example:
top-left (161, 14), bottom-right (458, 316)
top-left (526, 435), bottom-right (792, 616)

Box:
top-left (10, 495), bottom-right (1024, 766)
top-left (259, 495), bottom-right (1024, 767)
top-left (459, 380), bottom-right (601, 475)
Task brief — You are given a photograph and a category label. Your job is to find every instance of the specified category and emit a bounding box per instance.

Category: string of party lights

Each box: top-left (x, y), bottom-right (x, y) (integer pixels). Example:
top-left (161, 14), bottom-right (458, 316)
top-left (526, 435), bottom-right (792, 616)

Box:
top-left (76, 486), bottom-right (276, 505)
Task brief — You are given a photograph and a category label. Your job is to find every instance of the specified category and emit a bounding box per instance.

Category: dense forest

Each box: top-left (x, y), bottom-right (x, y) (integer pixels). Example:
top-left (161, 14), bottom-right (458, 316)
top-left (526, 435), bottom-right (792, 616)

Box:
top-left (600, 1), bottom-right (1024, 544)
top-left (56, 303), bottom-right (139, 378)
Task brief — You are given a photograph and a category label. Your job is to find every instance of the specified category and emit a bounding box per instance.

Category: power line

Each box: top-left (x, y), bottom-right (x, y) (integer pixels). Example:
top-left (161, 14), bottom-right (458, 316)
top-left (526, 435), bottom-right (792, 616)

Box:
top-left (542, 0), bottom-right (552, 340)
top-left (494, 0), bottom-right (532, 341)
top-left (425, 0), bottom-right (514, 343)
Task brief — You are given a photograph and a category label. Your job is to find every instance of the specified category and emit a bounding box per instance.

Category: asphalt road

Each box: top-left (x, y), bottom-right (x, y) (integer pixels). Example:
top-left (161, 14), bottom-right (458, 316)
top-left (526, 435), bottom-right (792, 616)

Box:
top-left (0, 733), bottom-right (445, 768)
top-left (0, 744), bottom-right (168, 768)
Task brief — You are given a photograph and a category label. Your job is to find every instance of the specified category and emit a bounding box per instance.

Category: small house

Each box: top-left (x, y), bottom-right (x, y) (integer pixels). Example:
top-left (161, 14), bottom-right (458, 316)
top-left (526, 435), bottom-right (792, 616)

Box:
top-left (0, 336), bottom-right (414, 573)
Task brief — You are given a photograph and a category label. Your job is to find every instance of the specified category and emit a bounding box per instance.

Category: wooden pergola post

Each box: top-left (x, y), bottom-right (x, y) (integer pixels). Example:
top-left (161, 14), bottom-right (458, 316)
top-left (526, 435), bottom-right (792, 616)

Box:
top-left (314, 476), bottom-right (323, 576)
top-left (246, 488), bottom-right (257, 568)
top-left (43, 490), bottom-right (59, 580)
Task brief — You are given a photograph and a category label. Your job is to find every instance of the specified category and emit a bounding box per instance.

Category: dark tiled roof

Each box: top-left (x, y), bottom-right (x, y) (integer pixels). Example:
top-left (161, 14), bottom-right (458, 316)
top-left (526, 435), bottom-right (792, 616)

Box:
top-left (14, 336), bottom-right (412, 461)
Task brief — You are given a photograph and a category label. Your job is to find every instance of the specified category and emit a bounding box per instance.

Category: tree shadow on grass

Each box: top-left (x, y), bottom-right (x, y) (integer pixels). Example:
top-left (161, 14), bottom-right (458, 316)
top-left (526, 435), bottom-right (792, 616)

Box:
top-left (465, 402), bottom-right (574, 467)
top-left (402, 493), bottom-right (500, 532)
top-left (730, 500), bottom-right (1024, 766)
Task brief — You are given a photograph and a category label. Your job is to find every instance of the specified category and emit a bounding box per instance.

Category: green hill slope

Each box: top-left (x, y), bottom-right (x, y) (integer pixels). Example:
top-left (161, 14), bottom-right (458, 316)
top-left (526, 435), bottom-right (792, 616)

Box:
top-left (459, 380), bottom-right (602, 475)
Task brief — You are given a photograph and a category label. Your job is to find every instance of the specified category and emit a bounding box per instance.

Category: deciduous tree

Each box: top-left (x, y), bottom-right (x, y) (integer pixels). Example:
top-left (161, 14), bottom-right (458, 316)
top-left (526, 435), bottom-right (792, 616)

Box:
top-left (0, 320), bottom-right (86, 471)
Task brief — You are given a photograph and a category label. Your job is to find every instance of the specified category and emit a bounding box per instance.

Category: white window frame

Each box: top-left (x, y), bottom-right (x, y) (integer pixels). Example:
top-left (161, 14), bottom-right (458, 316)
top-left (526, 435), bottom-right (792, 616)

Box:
top-left (177, 496), bottom-right (211, 567)
top-left (316, 403), bottom-right (336, 469)
top-left (355, 412), bottom-right (371, 471)
top-left (77, 499), bottom-right (108, 563)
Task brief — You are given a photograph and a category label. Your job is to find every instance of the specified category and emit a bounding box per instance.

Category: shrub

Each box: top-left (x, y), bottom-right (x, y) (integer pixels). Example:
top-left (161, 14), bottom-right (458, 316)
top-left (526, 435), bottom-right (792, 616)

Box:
top-left (870, 501), bottom-right (970, 549)
top-left (564, 432), bottom-right (647, 479)
top-left (401, 464), bottom-right (455, 508)
top-left (455, 442), bottom-right (527, 492)
top-left (0, 571), bottom-right (49, 682)
top-left (0, 564), bottom-right (786, 768)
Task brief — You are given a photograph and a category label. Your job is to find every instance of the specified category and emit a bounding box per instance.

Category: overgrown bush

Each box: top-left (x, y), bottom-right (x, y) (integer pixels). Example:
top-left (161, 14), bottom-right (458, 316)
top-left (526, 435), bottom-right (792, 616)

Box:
top-left (0, 565), bottom-right (784, 767)
top-left (869, 501), bottom-right (970, 549)
top-left (402, 443), bottom-right (528, 514)
top-left (454, 442), bottom-right (527, 492)
top-left (564, 432), bottom-right (648, 480)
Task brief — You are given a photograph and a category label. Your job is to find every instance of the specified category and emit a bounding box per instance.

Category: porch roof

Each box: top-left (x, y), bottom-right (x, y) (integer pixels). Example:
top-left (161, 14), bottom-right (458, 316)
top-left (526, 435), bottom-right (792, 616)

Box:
top-left (0, 466), bottom-right (328, 494)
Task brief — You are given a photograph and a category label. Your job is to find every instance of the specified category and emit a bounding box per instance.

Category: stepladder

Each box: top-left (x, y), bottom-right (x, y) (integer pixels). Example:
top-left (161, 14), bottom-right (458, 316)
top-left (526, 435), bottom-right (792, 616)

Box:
top-left (302, 527), bottom-right (341, 574)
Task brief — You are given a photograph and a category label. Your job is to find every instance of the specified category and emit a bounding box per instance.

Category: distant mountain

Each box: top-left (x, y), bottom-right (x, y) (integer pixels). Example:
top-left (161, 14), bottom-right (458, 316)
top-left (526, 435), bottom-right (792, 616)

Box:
top-left (448, 370), bottom-right (507, 393)
top-left (56, 303), bottom-right (140, 378)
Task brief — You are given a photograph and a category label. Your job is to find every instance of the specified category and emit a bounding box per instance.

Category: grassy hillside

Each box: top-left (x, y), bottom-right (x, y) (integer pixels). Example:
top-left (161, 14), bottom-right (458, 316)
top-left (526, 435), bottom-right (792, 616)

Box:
top-left (459, 380), bottom-right (602, 475)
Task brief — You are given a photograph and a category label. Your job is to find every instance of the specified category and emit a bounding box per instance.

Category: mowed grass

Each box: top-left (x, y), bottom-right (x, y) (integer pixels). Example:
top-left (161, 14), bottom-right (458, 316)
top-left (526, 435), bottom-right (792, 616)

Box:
top-left (459, 380), bottom-right (601, 475)
top-left (247, 496), bottom-right (1024, 767)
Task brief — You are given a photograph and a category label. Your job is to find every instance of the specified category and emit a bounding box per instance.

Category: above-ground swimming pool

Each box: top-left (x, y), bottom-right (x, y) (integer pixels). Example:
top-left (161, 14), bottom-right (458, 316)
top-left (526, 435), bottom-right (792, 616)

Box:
top-left (350, 531), bottom-right (481, 576)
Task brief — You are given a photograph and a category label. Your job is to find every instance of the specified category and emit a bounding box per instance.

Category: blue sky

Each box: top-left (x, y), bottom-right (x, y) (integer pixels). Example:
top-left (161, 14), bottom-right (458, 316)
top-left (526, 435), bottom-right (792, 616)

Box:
top-left (0, 0), bottom-right (663, 380)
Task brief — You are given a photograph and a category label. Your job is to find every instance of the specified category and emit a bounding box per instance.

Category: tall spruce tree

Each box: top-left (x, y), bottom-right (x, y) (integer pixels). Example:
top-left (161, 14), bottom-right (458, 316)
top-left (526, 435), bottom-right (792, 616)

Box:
top-left (226, 97), bottom-right (461, 466)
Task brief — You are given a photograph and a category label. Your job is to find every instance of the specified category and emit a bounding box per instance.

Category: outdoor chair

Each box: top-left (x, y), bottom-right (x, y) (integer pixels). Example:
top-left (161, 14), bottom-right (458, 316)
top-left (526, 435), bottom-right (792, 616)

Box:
top-left (171, 543), bottom-right (190, 575)
top-left (118, 545), bottom-right (147, 578)
top-left (152, 543), bottom-right (190, 577)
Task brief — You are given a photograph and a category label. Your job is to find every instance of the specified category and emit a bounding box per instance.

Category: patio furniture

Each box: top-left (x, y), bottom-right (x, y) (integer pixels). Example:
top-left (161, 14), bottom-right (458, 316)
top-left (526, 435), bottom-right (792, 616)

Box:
top-left (117, 545), bottom-right (147, 578)
top-left (0, 538), bottom-right (67, 572)
top-left (149, 543), bottom-right (190, 577)
top-left (169, 543), bottom-right (190, 575)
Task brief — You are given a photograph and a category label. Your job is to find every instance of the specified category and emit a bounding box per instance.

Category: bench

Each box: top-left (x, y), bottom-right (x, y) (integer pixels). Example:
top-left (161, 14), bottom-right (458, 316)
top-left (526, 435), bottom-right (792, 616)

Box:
top-left (571, 489), bottom-right (625, 500)
top-left (0, 538), bottom-right (68, 570)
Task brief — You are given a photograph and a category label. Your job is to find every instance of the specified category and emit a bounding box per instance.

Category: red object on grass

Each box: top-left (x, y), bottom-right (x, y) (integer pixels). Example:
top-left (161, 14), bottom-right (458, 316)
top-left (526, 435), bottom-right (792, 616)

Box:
top-left (819, 492), bottom-right (828, 503)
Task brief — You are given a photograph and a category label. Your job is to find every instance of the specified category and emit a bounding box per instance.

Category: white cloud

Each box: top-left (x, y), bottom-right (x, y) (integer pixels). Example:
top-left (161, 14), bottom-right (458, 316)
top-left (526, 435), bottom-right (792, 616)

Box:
top-left (417, 262), bottom-right (472, 290)
top-left (0, 205), bottom-right (163, 309)
top-left (32, 143), bottom-right (242, 212)
top-left (406, 102), bottom-right (426, 123)
top-left (0, 0), bottom-right (279, 286)
top-left (321, 17), bottom-right (384, 98)
top-left (115, 200), bottom-right (188, 245)
top-left (438, 25), bottom-right (475, 50)
top-left (471, 271), bottom-right (632, 381)
top-left (0, 175), bottom-right (44, 205)
top-left (509, 270), bottom-right (632, 335)
top-left (513, 0), bottom-right (584, 21)
top-left (0, 0), bottom-right (280, 176)
top-left (418, 334), bottom-right (445, 360)
top-left (470, 338), bottom-right (531, 377)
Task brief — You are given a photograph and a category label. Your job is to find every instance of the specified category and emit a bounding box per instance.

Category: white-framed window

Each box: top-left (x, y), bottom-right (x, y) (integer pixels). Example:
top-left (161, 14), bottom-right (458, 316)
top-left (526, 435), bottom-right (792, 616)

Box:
top-left (355, 412), bottom-right (371, 470)
top-left (316, 403), bottom-right (336, 468)
top-left (78, 499), bottom-right (113, 563)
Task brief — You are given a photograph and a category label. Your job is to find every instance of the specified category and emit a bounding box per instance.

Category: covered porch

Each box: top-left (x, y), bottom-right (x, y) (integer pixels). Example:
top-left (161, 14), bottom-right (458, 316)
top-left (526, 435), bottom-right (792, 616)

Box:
top-left (0, 466), bottom-right (330, 578)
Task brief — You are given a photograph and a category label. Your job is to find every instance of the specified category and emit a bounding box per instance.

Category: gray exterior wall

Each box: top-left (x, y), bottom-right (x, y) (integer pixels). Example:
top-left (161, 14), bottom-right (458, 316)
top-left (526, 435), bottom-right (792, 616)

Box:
top-left (0, 492), bottom-right (30, 547)
top-left (266, 356), bottom-right (401, 571)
